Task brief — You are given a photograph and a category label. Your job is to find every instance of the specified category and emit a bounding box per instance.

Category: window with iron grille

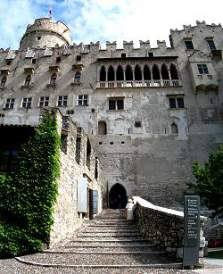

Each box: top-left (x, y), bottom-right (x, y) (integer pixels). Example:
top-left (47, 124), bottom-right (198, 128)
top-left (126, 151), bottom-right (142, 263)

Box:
top-left (197, 64), bottom-right (209, 74)
top-left (109, 98), bottom-right (124, 110)
top-left (77, 95), bottom-right (88, 106)
top-left (22, 97), bottom-right (32, 108)
top-left (4, 98), bottom-right (15, 109)
top-left (57, 95), bottom-right (68, 107)
top-left (168, 96), bottom-right (184, 109)
top-left (39, 96), bottom-right (49, 107)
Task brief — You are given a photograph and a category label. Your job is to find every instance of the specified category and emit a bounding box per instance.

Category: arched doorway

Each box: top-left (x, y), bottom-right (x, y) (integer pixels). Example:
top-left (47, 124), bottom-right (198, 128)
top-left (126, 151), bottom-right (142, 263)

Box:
top-left (109, 183), bottom-right (127, 209)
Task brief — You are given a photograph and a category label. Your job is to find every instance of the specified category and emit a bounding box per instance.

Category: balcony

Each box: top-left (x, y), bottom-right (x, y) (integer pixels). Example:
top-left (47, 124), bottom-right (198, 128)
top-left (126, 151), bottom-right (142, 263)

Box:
top-left (193, 74), bottom-right (218, 92)
top-left (96, 79), bottom-right (182, 89)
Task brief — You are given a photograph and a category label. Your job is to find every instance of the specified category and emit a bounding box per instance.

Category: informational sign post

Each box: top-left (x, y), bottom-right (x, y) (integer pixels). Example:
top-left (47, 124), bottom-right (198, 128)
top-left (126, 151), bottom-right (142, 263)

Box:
top-left (183, 195), bottom-right (200, 268)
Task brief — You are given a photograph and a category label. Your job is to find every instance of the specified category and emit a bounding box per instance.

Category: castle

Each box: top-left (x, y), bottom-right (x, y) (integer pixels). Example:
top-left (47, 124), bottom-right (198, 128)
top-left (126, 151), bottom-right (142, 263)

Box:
top-left (0, 17), bottom-right (223, 224)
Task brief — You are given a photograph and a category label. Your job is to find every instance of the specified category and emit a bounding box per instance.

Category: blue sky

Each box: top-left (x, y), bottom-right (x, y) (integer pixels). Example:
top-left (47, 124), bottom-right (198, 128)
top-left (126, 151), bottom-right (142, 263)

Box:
top-left (0, 0), bottom-right (222, 50)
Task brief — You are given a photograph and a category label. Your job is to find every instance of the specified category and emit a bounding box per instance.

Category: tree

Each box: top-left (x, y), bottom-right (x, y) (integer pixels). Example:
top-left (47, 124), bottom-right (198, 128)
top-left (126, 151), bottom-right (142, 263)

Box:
top-left (188, 145), bottom-right (223, 215)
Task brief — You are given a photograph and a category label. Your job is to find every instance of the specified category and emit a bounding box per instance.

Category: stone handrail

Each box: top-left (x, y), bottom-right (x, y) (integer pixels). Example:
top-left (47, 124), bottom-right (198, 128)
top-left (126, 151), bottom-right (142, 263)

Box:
top-left (132, 196), bottom-right (206, 257)
top-left (96, 79), bottom-right (182, 89)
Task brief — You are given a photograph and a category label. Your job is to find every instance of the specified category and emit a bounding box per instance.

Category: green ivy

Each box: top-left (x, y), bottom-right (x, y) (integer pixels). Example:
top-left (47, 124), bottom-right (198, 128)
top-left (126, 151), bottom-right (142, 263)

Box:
top-left (0, 111), bottom-right (60, 257)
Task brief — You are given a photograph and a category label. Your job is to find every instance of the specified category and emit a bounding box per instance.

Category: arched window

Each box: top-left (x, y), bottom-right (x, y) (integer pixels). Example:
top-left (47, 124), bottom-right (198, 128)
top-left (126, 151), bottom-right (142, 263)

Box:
top-left (161, 64), bottom-right (169, 80)
top-left (144, 65), bottom-right (151, 80)
top-left (116, 65), bottom-right (124, 81)
top-left (125, 65), bottom-right (133, 81)
top-left (50, 73), bottom-right (57, 85)
top-left (24, 74), bottom-right (31, 87)
top-left (152, 65), bottom-right (160, 80)
top-left (1, 76), bottom-right (7, 88)
top-left (171, 123), bottom-right (178, 134)
top-left (170, 64), bottom-right (179, 80)
top-left (108, 66), bottom-right (115, 81)
top-left (100, 66), bottom-right (106, 81)
top-left (135, 65), bottom-right (142, 80)
top-left (98, 121), bottom-right (107, 135)
top-left (74, 71), bottom-right (81, 82)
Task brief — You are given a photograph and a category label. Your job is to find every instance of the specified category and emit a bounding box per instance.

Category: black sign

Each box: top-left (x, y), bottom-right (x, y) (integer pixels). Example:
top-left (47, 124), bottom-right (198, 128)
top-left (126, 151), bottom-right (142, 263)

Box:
top-left (183, 195), bottom-right (200, 267)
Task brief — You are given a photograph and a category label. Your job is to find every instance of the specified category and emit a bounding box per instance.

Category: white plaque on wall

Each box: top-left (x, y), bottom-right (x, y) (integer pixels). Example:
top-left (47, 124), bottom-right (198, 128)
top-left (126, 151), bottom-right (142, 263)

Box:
top-left (78, 177), bottom-right (88, 213)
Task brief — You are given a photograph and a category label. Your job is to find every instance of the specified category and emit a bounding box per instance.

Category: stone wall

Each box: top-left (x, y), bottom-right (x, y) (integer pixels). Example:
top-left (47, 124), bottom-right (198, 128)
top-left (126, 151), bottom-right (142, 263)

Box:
top-left (133, 196), bottom-right (184, 256)
top-left (49, 109), bottom-right (105, 247)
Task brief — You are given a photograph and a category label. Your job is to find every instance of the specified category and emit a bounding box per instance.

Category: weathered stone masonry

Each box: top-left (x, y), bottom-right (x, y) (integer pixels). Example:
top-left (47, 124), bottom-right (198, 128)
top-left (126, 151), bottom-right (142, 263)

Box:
top-left (0, 18), bottom-right (223, 209)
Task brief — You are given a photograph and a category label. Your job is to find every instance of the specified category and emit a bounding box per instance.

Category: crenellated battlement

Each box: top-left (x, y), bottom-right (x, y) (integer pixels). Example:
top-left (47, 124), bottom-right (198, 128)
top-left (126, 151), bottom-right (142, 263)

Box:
top-left (170, 20), bottom-right (222, 34)
top-left (0, 20), bottom-right (222, 60)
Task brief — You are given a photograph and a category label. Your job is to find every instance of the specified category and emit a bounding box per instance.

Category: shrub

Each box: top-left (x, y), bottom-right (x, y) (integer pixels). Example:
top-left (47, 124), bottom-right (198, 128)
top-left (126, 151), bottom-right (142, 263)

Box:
top-left (0, 111), bottom-right (60, 257)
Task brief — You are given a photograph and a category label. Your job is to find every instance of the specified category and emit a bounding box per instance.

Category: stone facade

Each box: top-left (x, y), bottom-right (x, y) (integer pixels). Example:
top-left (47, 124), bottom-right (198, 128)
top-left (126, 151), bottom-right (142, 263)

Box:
top-left (49, 109), bottom-right (105, 246)
top-left (0, 18), bottom-right (223, 208)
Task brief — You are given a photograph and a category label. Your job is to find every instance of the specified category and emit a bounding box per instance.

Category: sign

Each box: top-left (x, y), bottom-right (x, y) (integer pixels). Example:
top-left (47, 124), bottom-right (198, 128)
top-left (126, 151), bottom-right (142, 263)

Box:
top-left (92, 190), bottom-right (98, 215)
top-left (78, 177), bottom-right (88, 213)
top-left (183, 195), bottom-right (200, 267)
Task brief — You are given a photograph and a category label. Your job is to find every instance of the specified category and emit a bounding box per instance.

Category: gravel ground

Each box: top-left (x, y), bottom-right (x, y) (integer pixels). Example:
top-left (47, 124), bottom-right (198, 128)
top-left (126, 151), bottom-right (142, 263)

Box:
top-left (16, 253), bottom-right (174, 265)
top-left (0, 259), bottom-right (198, 274)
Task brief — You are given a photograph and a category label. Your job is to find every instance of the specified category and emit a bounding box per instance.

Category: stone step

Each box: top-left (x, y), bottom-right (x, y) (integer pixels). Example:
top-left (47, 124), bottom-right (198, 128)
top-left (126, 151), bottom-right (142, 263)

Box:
top-left (90, 222), bottom-right (133, 226)
top-left (69, 238), bottom-right (147, 243)
top-left (64, 242), bottom-right (154, 249)
top-left (48, 246), bottom-right (158, 253)
top-left (77, 233), bottom-right (141, 237)
top-left (87, 224), bottom-right (136, 228)
top-left (43, 249), bottom-right (165, 255)
top-left (80, 229), bottom-right (139, 233)
top-left (16, 253), bottom-right (176, 266)
top-left (95, 216), bottom-right (126, 220)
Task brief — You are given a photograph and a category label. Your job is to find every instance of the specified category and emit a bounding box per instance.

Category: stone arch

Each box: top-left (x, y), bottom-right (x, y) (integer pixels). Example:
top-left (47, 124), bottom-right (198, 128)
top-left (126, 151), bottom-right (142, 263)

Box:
top-left (171, 122), bottom-right (178, 134)
top-left (152, 64), bottom-right (160, 80)
top-left (108, 66), bottom-right (115, 81)
top-left (109, 183), bottom-right (127, 209)
top-left (161, 64), bottom-right (169, 80)
top-left (170, 64), bottom-right (179, 80)
top-left (116, 65), bottom-right (124, 81)
top-left (98, 121), bottom-right (107, 135)
top-left (100, 66), bottom-right (106, 81)
top-left (135, 65), bottom-right (142, 80)
top-left (144, 65), bottom-right (151, 80)
top-left (125, 65), bottom-right (133, 81)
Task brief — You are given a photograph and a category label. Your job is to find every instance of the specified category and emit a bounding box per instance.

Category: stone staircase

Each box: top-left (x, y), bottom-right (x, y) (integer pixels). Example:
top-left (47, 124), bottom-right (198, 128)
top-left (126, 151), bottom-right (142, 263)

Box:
top-left (16, 209), bottom-right (182, 273)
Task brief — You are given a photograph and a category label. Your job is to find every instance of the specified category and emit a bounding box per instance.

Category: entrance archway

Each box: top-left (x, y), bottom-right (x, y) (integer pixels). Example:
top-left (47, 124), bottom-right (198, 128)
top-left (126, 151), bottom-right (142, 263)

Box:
top-left (109, 183), bottom-right (127, 209)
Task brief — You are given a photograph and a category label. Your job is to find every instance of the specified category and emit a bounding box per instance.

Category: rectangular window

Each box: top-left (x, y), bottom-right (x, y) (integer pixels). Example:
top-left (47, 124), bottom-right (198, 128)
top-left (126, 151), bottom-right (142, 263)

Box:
top-left (184, 40), bottom-right (194, 50)
top-left (207, 39), bottom-right (216, 50)
top-left (76, 55), bottom-right (81, 62)
top-left (168, 96), bottom-right (184, 109)
top-left (197, 64), bottom-right (209, 74)
top-left (57, 95), bottom-right (68, 107)
top-left (39, 96), bottom-right (49, 107)
top-left (4, 98), bottom-right (15, 109)
top-left (109, 98), bottom-right (124, 110)
top-left (22, 97), bottom-right (32, 108)
top-left (77, 95), bottom-right (88, 106)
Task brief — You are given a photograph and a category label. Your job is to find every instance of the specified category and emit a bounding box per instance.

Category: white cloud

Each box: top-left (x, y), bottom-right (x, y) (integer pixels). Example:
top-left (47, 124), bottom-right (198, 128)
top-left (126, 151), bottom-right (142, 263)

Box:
top-left (0, 0), bottom-right (222, 49)
top-left (65, 0), bottom-right (223, 47)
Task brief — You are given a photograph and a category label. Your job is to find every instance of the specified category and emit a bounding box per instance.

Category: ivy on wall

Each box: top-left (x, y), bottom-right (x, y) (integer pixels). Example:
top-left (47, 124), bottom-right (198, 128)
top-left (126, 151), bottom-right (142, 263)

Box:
top-left (0, 111), bottom-right (60, 257)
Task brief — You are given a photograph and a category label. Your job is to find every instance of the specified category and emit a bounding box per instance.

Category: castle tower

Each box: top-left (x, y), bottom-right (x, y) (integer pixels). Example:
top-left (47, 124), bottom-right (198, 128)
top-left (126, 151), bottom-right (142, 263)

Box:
top-left (19, 18), bottom-right (71, 50)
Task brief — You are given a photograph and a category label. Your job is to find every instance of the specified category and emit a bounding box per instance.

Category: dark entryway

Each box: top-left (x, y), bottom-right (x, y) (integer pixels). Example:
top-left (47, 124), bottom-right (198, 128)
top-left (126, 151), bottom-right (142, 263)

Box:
top-left (109, 183), bottom-right (127, 209)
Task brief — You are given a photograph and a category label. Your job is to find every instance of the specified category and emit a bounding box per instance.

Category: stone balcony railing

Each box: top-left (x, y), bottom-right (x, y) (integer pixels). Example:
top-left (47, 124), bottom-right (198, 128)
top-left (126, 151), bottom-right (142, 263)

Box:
top-left (96, 79), bottom-right (182, 89)
top-left (194, 74), bottom-right (218, 91)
